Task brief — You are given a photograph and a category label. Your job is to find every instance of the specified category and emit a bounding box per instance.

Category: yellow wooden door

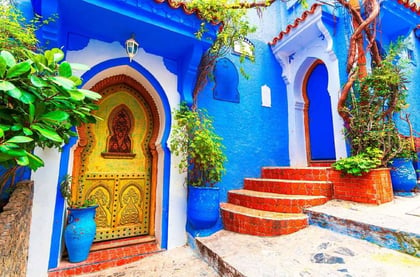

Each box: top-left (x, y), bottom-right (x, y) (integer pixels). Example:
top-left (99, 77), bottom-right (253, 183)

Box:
top-left (72, 84), bottom-right (153, 241)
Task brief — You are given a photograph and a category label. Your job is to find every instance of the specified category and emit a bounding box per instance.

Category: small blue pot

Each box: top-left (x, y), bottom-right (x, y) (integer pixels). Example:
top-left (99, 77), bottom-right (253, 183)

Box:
top-left (187, 186), bottom-right (220, 230)
top-left (390, 158), bottom-right (417, 192)
top-left (64, 205), bottom-right (98, 263)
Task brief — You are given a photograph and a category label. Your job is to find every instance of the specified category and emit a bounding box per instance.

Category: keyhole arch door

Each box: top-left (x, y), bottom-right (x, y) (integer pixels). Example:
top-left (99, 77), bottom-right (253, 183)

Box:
top-left (303, 60), bottom-right (336, 164)
top-left (72, 75), bottom-right (160, 242)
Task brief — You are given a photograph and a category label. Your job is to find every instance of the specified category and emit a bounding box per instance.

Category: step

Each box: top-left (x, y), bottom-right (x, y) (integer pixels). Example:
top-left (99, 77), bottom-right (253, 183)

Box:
top-left (220, 203), bottom-right (308, 236)
top-left (228, 189), bottom-right (328, 213)
top-left (244, 178), bottom-right (333, 198)
top-left (305, 197), bottom-right (420, 258)
top-left (48, 239), bottom-right (162, 276)
top-left (261, 167), bottom-right (330, 181)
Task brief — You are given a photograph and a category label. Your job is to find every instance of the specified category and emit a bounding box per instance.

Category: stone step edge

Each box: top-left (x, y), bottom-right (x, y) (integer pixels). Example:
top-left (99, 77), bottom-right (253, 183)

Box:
top-left (229, 189), bottom-right (328, 200)
top-left (245, 178), bottom-right (332, 184)
top-left (220, 203), bottom-right (307, 220)
top-left (48, 242), bottom-right (162, 276)
top-left (305, 210), bottom-right (420, 258)
top-left (48, 250), bottom-right (163, 276)
top-left (194, 237), bottom-right (246, 277)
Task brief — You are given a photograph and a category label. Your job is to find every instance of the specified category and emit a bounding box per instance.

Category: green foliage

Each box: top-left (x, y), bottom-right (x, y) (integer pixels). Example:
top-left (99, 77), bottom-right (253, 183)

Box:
top-left (343, 40), bottom-right (412, 167)
top-left (0, 5), bottom-right (56, 59)
top-left (170, 103), bottom-right (227, 187)
top-left (0, 4), bottom-right (100, 196)
top-left (59, 174), bottom-right (96, 208)
top-left (182, 0), bottom-right (257, 59)
top-left (0, 49), bottom-right (101, 174)
top-left (332, 147), bottom-right (383, 176)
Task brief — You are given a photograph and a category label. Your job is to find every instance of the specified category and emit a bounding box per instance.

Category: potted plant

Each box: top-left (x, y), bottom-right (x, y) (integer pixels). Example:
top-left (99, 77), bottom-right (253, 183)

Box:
top-left (388, 136), bottom-right (417, 193)
top-left (331, 40), bottom-right (414, 203)
top-left (60, 175), bottom-right (98, 263)
top-left (170, 103), bottom-right (227, 230)
top-left (330, 147), bottom-right (394, 204)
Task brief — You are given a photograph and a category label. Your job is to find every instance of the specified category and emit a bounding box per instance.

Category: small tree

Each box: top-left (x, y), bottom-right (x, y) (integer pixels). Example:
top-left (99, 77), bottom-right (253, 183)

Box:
top-left (341, 41), bottom-right (412, 167)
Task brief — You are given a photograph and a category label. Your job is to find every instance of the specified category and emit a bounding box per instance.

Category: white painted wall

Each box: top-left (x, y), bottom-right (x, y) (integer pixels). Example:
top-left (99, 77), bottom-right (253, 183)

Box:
top-left (27, 148), bottom-right (61, 277)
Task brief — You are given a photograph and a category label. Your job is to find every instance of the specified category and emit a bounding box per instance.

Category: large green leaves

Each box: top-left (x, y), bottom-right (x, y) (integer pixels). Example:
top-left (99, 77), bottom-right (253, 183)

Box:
top-left (39, 110), bottom-right (69, 122)
top-left (79, 89), bottom-right (102, 100)
top-left (31, 124), bottom-right (64, 143)
top-left (7, 61), bottom-right (31, 78)
top-left (0, 48), bottom-right (101, 173)
top-left (0, 56), bottom-right (7, 77)
top-left (0, 81), bottom-right (15, 91)
top-left (30, 75), bottom-right (48, 87)
top-left (6, 136), bottom-right (33, 143)
top-left (0, 50), bottom-right (16, 67)
top-left (59, 62), bottom-right (72, 77)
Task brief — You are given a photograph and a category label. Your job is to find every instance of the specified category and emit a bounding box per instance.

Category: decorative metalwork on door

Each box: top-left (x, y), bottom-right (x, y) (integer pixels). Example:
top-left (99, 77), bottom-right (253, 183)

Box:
top-left (73, 84), bottom-right (154, 241)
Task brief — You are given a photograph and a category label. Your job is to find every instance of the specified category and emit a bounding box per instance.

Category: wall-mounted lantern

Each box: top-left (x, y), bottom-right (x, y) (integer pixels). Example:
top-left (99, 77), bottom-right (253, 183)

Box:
top-left (125, 34), bottom-right (139, 62)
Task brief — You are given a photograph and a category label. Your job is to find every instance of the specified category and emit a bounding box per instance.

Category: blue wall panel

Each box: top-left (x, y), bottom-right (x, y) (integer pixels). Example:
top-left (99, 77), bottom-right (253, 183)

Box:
top-left (198, 40), bottom-right (289, 204)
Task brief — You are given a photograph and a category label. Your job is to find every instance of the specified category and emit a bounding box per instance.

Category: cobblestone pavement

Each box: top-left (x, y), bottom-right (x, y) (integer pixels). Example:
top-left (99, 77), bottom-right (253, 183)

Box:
top-left (78, 245), bottom-right (219, 277)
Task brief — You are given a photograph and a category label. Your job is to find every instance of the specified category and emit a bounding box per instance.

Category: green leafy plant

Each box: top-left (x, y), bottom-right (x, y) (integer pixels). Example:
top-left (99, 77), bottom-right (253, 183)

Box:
top-left (340, 40), bottom-right (412, 167)
top-left (180, 0), bottom-right (309, 106)
top-left (59, 174), bottom-right (96, 208)
top-left (0, 5), bottom-right (101, 195)
top-left (0, 49), bottom-right (101, 186)
top-left (332, 147), bottom-right (383, 176)
top-left (170, 103), bottom-right (226, 187)
top-left (180, 0), bottom-right (258, 106)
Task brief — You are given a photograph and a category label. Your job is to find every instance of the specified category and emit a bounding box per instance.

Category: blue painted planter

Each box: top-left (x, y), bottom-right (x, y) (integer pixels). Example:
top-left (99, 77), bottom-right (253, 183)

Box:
top-left (187, 186), bottom-right (220, 230)
top-left (389, 158), bottom-right (417, 192)
top-left (414, 153), bottom-right (420, 180)
top-left (64, 205), bottom-right (98, 263)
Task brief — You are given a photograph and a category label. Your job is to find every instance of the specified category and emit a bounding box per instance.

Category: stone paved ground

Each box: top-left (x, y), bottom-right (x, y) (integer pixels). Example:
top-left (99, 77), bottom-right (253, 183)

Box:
top-left (78, 245), bottom-right (219, 277)
top-left (80, 195), bottom-right (420, 277)
top-left (80, 226), bottom-right (420, 277)
top-left (198, 227), bottom-right (420, 277)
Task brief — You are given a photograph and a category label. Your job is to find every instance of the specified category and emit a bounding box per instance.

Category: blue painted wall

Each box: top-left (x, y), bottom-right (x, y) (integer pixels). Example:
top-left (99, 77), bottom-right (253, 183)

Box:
top-left (396, 34), bottom-right (420, 137)
top-left (197, 40), bottom-right (289, 203)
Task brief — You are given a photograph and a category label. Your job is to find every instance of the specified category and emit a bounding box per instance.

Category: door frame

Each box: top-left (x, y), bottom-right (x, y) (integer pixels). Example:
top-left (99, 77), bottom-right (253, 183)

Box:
top-left (302, 60), bottom-right (336, 166)
top-left (72, 74), bottom-right (161, 238)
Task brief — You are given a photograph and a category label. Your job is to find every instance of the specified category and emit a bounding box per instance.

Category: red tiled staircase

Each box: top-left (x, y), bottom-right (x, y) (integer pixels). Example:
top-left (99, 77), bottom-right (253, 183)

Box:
top-left (221, 167), bottom-right (332, 236)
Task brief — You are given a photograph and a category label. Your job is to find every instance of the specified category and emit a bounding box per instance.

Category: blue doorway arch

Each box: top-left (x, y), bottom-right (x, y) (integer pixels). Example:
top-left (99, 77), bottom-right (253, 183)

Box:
top-left (304, 61), bottom-right (336, 162)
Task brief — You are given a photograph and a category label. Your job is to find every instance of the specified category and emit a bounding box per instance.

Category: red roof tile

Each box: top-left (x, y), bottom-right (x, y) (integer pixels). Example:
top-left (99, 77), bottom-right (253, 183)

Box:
top-left (154, 0), bottom-right (198, 15)
top-left (269, 1), bottom-right (419, 46)
top-left (269, 4), bottom-right (321, 46)
top-left (397, 0), bottom-right (420, 15)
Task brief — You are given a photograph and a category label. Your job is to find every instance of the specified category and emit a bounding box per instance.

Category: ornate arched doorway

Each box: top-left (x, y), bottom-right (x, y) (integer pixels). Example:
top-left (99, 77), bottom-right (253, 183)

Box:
top-left (72, 75), bottom-right (160, 242)
top-left (303, 60), bottom-right (336, 165)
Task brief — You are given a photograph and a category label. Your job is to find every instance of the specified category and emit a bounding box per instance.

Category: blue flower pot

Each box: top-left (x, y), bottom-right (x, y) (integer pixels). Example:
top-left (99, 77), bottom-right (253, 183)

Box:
top-left (64, 205), bottom-right (98, 263)
top-left (187, 186), bottom-right (220, 230)
top-left (390, 158), bottom-right (417, 192)
top-left (414, 153), bottom-right (420, 180)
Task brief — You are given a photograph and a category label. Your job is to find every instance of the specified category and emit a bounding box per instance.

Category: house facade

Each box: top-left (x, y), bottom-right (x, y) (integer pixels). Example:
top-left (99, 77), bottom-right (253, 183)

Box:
top-left (11, 0), bottom-right (419, 275)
